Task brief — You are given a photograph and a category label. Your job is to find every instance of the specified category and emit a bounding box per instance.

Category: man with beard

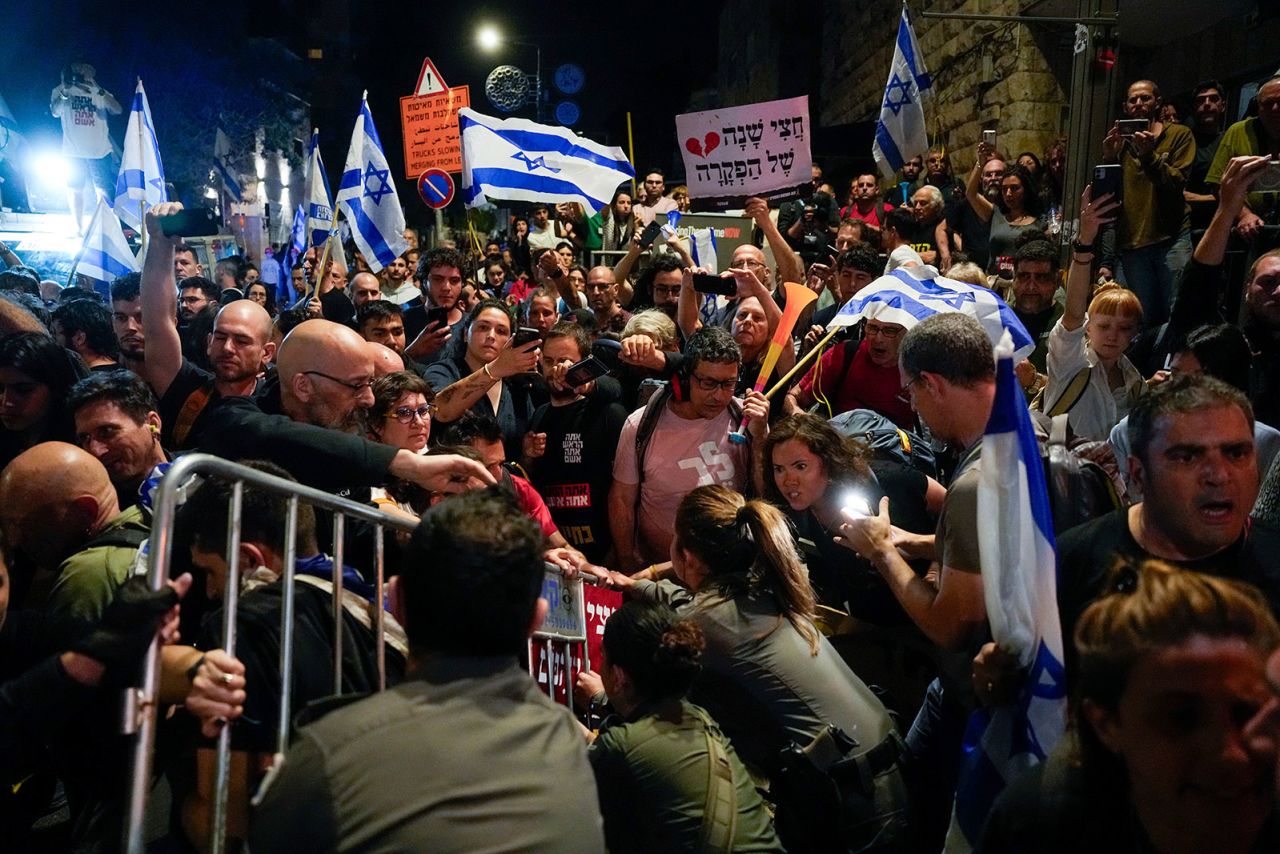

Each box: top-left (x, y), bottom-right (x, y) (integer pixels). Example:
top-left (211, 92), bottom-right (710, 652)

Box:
top-left (885, 154), bottom-right (924, 207)
top-left (947, 154), bottom-right (1005, 270)
top-left (197, 318), bottom-right (493, 497)
top-left (1104, 79), bottom-right (1195, 327)
top-left (782, 312), bottom-right (914, 426)
top-left (521, 323), bottom-right (628, 564)
top-left (584, 266), bottom-right (631, 334)
top-left (1008, 238), bottom-right (1064, 378)
top-left (138, 202), bottom-right (276, 449)
top-left (110, 272), bottom-right (146, 373)
top-left (1184, 80), bottom-right (1228, 230)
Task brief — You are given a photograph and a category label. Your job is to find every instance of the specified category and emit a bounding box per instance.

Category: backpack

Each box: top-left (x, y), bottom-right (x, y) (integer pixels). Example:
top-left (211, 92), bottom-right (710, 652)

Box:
top-left (828, 408), bottom-right (937, 477)
top-left (1041, 413), bottom-right (1122, 535)
top-left (634, 382), bottom-right (745, 489)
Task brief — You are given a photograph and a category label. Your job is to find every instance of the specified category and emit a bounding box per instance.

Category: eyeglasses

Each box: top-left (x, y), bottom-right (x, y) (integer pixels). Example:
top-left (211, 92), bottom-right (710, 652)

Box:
top-left (179, 296), bottom-right (207, 305)
top-left (390, 403), bottom-right (436, 424)
top-left (897, 375), bottom-right (923, 403)
top-left (692, 373), bottom-right (738, 392)
top-left (864, 323), bottom-right (903, 339)
top-left (738, 259), bottom-right (767, 269)
top-left (303, 370), bottom-right (373, 396)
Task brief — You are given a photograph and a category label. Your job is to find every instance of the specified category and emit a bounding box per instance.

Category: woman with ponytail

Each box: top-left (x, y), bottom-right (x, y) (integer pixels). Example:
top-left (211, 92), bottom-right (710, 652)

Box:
top-left (587, 601), bottom-right (781, 853)
top-left (606, 483), bottom-right (909, 851)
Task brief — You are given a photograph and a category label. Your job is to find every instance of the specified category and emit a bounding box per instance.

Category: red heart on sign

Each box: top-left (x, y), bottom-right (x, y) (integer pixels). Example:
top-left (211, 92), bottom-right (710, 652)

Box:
top-left (685, 137), bottom-right (704, 157)
top-left (702, 131), bottom-right (720, 155)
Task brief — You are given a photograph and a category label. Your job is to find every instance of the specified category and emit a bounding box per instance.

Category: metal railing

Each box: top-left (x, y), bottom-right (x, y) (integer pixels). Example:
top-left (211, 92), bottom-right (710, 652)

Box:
top-left (122, 454), bottom-right (418, 854)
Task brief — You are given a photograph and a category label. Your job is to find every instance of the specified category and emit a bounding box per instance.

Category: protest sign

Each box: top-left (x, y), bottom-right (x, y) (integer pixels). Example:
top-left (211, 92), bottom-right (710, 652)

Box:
top-left (676, 95), bottom-right (812, 211)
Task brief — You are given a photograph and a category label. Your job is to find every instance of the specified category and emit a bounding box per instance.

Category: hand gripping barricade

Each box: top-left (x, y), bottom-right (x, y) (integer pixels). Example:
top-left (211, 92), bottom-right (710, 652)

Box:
top-left (121, 454), bottom-right (420, 854)
top-left (530, 568), bottom-right (622, 713)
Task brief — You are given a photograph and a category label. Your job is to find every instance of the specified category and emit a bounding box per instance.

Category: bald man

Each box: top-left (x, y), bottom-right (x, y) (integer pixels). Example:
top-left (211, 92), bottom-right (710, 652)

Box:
top-left (139, 202), bottom-right (277, 449)
top-left (368, 341), bottom-right (405, 377)
top-left (0, 443), bottom-right (149, 646)
top-left (198, 319), bottom-right (492, 496)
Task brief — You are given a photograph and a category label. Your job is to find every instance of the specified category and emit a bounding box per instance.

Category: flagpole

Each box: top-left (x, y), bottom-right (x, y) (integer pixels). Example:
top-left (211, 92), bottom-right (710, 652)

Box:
top-left (136, 78), bottom-right (148, 255)
top-left (63, 204), bottom-right (101, 289)
top-left (764, 326), bottom-right (841, 400)
top-left (626, 112), bottom-right (637, 198)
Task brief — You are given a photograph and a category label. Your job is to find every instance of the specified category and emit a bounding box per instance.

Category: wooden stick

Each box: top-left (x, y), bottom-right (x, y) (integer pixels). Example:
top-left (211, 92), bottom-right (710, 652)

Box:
top-left (626, 112), bottom-right (637, 198)
top-left (764, 325), bottom-right (842, 400)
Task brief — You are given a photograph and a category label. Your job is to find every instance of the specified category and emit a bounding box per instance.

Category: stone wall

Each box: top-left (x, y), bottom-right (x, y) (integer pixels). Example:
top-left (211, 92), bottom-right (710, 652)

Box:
top-left (819, 0), bottom-right (1069, 169)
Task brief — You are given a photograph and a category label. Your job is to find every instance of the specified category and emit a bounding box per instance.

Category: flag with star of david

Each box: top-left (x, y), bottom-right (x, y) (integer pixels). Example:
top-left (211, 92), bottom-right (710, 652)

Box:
top-left (458, 108), bottom-right (635, 214)
top-left (945, 330), bottom-right (1068, 851)
top-left (830, 267), bottom-right (1034, 359)
top-left (872, 6), bottom-right (933, 180)
top-left (112, 79), bottom-right (167, 231)
top-left (336, 95), bottom-right (408, 272)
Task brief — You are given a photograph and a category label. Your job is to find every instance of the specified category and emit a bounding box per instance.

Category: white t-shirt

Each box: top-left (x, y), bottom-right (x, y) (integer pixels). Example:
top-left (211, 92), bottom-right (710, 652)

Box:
top-left (528, 222), bottom-right (560, 252)
top-left (613, 398), bottom-right (749, 564)
top-left (380, 280), bottom-right (420, 305)
top-left (884, 244), bottom-right (924, 273)
top-left (51, 85), bottom-right (113, 159)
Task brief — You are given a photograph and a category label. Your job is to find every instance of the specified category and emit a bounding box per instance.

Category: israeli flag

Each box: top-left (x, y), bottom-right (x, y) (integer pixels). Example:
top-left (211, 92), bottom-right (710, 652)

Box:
top-left (214, 127), bottom-right (242, 202)
top-left (336, 95), bottom-right (408, 273)
top-left (113, 79), bottom-right (167, 231)
top-left (281, 203), bottom-right (306, 303)
top-left (872, 7), bottom-right (933, 180)
top-left (689, 227), bottom-right (718, 273)
top-left (459, 108), bottom-right (634, 214)
top-left (77, 197), bottom-right (139, 283)
top-left (831, 267), bottom-right (1034, 359)
top-left (947, 331), bottom-right (1067, 851)
top-left (304, 128), bottom-right (334, 249)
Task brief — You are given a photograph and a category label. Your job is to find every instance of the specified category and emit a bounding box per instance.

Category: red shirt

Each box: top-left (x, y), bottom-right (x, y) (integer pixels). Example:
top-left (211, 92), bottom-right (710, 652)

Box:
top-left (839, 201), bottom-right (894, 230)
top-left (798, 338), bottom-right (915, 427)
top-left (511, 473), bottom-right (560, 539)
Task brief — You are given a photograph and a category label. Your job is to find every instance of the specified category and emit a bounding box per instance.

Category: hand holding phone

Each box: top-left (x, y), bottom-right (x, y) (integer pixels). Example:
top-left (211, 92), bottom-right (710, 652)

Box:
top-left (158, 208), bottom-right (220, 238)
top-left (691, 272), bottom-right (737, 296)
top-left (513, 327), bottom-right (543, 348)
top-left (637, 221), bottom-right (663, 250)
top-left (564, 355), bottom-right (611, 387)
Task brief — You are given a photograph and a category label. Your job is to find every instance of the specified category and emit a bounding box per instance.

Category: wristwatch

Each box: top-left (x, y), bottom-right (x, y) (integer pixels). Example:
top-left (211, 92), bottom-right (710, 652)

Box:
top-left (1071, 240), bottom-right (1095, 254)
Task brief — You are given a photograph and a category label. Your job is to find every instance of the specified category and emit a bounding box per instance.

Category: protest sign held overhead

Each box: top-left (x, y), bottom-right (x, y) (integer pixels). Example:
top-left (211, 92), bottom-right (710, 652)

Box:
top-left (675, 95), bottom-right (811, 211)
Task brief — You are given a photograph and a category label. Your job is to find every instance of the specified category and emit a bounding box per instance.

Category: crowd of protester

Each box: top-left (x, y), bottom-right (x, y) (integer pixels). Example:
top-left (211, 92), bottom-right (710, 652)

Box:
top-left (2, 72), bottom-right (1280, 853)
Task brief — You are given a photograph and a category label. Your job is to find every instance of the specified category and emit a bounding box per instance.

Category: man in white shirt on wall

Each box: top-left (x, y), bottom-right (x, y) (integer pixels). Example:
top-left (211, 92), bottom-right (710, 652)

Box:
top-left (50, 62), bottom-right (122, 236)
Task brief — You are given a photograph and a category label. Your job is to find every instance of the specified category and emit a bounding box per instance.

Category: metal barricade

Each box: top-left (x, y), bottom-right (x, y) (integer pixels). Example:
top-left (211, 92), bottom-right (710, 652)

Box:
top-left (529, 567), bottom-right (622, 715)
top-left (122, 454), bottom-right (417, 854)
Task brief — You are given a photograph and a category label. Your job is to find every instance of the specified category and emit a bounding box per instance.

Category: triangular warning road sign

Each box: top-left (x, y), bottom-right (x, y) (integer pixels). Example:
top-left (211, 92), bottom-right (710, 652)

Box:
top-left (415, 57), bottom-right (448, 95)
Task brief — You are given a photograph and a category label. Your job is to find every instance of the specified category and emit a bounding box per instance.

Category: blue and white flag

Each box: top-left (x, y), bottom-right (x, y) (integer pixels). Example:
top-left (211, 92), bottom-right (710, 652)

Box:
top-left (947, 330), bottom-right (1067, 851)
top-left (689, 227), bottom-right (718, 273)
top-left (77, 197), bottom-right (139, 283)
top-left (113, 79), bottom-right (167, 231)
top-left (214, 127), bottom-right (242, 202)
top-left (830, 267), bottom-right (1034, 359)
top-left (459, 108), bottom-right (635, 214)
top-left (304, 128), bottom-right (334, 249)
top-left (336, 95), bottom-right (408, 273)
top-left (872, 7), bottom-right (933, 180)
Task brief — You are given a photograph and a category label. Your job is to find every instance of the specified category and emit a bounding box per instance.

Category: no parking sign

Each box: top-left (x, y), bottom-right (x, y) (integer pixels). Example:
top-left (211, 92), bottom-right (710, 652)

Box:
top-left (416, 168), bottom-right (454, 209)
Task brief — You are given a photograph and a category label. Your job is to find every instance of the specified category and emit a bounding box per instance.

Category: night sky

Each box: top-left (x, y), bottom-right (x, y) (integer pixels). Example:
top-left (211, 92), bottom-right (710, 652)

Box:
top-left (0, 0), bottom-right (723, 224)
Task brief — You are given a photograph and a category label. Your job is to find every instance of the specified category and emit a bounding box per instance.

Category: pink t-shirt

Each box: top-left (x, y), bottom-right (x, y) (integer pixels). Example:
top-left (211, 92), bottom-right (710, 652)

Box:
top-left (613, 399), bottom-right (749, 564)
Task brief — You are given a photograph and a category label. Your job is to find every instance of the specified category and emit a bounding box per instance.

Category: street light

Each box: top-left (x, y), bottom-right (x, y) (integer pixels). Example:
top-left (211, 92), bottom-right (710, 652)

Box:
top-left (475, 23), bottom-right (543, 122)
top-left (476, 25), bottom-right (501, 52)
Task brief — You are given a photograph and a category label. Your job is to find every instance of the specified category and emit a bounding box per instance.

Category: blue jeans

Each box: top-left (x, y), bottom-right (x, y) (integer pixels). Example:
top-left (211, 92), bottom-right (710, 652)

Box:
top-left (1118, 229), bottom-right (1192, 327)
top-left (904, 678), bottom-right (968, 851)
